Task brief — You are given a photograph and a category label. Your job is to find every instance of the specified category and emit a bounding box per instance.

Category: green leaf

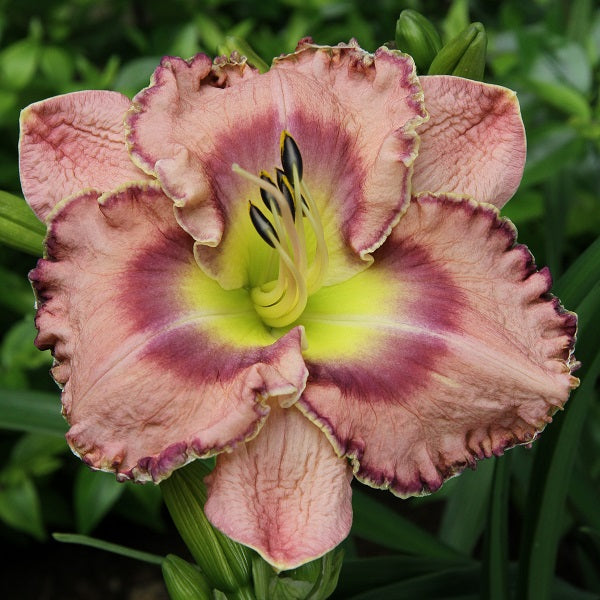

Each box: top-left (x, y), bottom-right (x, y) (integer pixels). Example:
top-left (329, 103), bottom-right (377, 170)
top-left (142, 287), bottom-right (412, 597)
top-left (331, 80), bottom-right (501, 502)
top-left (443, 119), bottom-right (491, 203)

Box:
top-left (438, 457), bottom-right (495, 553)
top-left (264, 575), bottom-right (314, 599)
top-left (589, 10), bottom-right (600, 67)
top-left (351, 489), bottom-right (464, 560)
top-left (570, 284), bottom-right (600, 352)
top-left (0, 88), bottom-right (17, 126)
top-left (217, 36), bottom-right (269, 73)
top-left (514, 272), bottom-right (600, 597)
top-left (554, 234), bottom-right (600, 308)
top-left (569, 462), bottom-right (600, 533)
top-left (334, 556), bottom-right (473, 598)
top-left (0, 190), bottom-right (45, 255)
top-left (500, 189), bottom-right (544, 226)
top-left (118, 481), bottom-right (164, 530)
top-left (0, 38), bottom-right (40, 90)
top-left (296, 548), bottom-right (344, 600)
top-left (40, 46), bottom-right (75, 89)
top-left (8, 432), bottom-right (66, 477)
top-left (53, 532), bottom-right (164, 565)
top-left (542, 171), bottom-right (570, 277)
top-left (97, 55), bottom-right (121, 90)
top-left (526, 79), bottom-right (592, 121)
top-left (194, 14), bottom-right (225, 54)
top-left (1, 317), bottom-right (51, 371)
top-left (0, 266), bottom-right (36, 314)
top-left (253, 547), bottom-right (345, 600)
top-left (162, 554), bottom-right (212, 600)
top-left (573, 535), bottom-right (600, 595)
top-left (73, 54), bottom-right (119, 91)
top-left (169, 23), bottom-right (200, 59)
top-left (74, 467), bottom-right (125, 534)
top-left (251, 555), bottom-right (274, 600)
top-left (567, 0), bottom-right (595, 42)
top-left (521, 124), bottom-right (584, 188)
top-left (517, 347), bottom-right (600, 599)
top-left (342, 565), bottom-right (479, 600)
top-left (0, 475), bottom-right (45, 539)
top-left (441, 0), bottom-right (470, 43)
top-left (529, 42), bottom-right (592, 95)
top-left (481, 455), bottom-right (511, 600)
top-left (0, 388), bottom-right (66, 436)
top-left (113, 57), bottom-right (161, 98)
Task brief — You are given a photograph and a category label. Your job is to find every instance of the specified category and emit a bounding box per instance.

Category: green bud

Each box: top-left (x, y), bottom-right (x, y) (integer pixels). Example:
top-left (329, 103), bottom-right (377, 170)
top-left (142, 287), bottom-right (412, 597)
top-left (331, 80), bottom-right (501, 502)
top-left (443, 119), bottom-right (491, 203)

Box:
top-left (395, 9), bottom-right (442, 73)
top-left (160, 461), bottom-right (253, 592)
top-left (162, 554), bottom-right (212, 600)
top-left (428, 22), bottom-right (487, 81)
top-left (217, 36), bottom-right (269, 73)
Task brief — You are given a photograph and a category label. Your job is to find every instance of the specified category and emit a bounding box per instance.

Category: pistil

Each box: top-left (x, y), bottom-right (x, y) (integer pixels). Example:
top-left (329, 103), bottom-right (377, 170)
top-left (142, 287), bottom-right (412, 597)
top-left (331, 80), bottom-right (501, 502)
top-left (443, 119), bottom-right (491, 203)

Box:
top-left (232, 131), bottom-right (329, 328)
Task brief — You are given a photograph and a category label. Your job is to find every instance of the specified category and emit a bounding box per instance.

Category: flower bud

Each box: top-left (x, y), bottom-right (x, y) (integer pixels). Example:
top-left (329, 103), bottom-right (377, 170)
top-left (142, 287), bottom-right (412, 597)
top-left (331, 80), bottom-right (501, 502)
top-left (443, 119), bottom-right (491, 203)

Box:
top-left (162, 554), bottom-right (212, 600)
top-left (161, 460), bottom-right (253, 592)
top-left (395, 9), bottom-right (442, 73)
top-left (428, 22), bottom-right (487, 81)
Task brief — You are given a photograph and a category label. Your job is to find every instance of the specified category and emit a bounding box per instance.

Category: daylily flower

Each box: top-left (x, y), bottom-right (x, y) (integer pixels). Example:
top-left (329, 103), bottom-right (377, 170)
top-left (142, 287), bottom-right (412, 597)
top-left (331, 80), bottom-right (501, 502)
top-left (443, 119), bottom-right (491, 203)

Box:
top-left (19, 39), bottom-right (578, 571)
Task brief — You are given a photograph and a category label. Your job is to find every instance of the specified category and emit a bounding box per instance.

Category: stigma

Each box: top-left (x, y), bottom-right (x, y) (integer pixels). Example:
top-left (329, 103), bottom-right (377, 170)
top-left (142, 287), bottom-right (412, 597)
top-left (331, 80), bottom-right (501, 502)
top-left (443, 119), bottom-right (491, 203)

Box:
top-left (233, 131), bottom-right (328, 328)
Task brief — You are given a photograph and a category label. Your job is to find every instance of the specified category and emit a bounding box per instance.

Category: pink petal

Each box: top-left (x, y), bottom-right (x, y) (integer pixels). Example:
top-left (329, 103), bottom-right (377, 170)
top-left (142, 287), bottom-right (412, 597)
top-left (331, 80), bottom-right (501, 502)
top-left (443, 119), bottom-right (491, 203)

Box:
top-left (412, 76), bottom-right (526, 208)
top-left (204, 404), bottom-right (352, 571)
top-left (126, 43), bottom-right (426, 288)
top-left (30, 183), bottom-right (307, 482)
top-left (19, 91), bottom-right (151, 221)
top-left (298, 193), bottom-right (577, 497)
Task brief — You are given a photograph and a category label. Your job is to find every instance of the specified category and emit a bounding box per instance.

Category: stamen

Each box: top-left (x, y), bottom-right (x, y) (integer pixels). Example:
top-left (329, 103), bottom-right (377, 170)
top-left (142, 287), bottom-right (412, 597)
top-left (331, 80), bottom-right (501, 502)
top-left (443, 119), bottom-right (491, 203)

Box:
top-left (259, 172), bottom-right (280, 214)
top-left (274, 168), bottom-right (296, 220)
top-left (232, 131), bottom-right (329, 328)
top-left (249, 203), bottom-right (278, 248)
top-left (300, 180), bottom-right (328, 293)
top-left (281, 130), bottom-right (303, 181)
top-left (233, 164), bottom-right (303, 267)
top-left (253, 239), bottom-right (308, 328)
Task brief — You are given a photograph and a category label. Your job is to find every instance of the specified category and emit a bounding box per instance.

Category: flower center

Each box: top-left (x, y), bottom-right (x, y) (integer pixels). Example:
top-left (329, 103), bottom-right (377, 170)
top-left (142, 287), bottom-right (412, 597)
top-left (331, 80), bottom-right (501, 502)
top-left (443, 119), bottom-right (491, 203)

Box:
top-left (232, 131), bottom-right (329, 328)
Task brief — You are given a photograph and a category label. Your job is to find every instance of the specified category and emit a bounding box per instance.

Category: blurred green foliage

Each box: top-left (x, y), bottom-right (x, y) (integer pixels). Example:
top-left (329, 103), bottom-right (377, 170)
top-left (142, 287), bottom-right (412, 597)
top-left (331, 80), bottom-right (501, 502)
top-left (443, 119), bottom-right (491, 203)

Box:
top-left (0, 0), bottom-right (598, 598)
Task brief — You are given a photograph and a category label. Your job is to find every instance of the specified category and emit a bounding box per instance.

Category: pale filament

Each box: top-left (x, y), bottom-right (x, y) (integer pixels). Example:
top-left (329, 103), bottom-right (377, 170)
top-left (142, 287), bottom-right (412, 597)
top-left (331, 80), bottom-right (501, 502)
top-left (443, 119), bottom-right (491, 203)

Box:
top-left (232, 133), bottom-right (329, 328)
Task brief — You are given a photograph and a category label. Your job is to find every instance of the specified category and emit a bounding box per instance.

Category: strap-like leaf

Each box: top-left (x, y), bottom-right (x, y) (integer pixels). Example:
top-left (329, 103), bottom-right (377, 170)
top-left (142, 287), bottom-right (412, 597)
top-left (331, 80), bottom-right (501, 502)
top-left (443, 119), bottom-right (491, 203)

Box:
top-left (482, 455), bottom-right (511, 600)
top-left (0, 190), bottom-right (45, 255)
top-left (52, 532), bottom-right (164, 565)
top-left (352, 489), bottom-right (465, 560)
top-left (0, 388), bottom-right (65, 436)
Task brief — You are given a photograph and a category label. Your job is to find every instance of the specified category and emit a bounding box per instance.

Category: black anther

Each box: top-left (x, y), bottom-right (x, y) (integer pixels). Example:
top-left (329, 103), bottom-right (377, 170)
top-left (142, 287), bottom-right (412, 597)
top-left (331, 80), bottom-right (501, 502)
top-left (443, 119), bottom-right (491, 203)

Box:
top-left (281, 131), bottom-right (303, 181)
top-left (275, 168), bottom-right (296, 220)
top-left (259, 172), bottom-right (280, 215)
top-left (249, 203), bottom-right (279, 248)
